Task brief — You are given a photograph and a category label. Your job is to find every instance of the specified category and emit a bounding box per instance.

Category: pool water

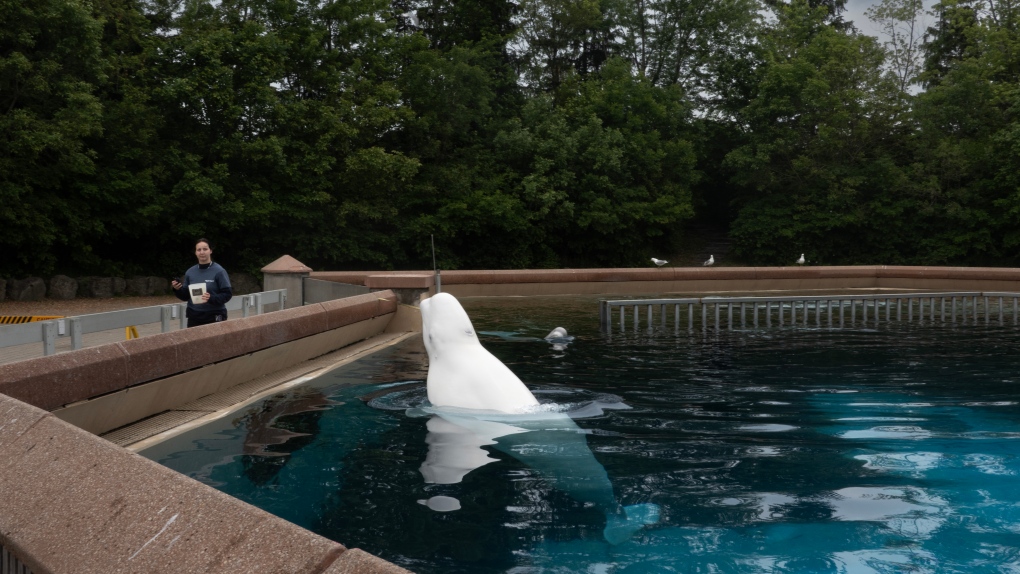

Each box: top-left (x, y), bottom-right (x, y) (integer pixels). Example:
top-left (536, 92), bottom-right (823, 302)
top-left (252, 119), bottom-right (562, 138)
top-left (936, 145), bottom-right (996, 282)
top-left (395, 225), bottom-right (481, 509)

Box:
top-left (144, 296), bottom-right (1020, 573)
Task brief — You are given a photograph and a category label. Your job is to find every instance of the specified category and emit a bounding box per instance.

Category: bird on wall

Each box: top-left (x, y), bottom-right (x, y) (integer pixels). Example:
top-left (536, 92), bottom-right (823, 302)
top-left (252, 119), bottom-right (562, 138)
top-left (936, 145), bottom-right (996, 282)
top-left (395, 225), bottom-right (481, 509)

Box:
top-left (797, 254), bottom-right (806, 265)
top-left (704, 255), bottom-right (714, 266)
top-left (651, 258), bottom-right (668, 267)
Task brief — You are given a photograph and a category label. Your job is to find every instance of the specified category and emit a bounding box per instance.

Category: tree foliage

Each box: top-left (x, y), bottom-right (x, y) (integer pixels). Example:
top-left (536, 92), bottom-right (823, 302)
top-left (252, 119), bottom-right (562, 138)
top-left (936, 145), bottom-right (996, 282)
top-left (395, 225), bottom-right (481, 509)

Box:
top-left (6, 0), bottom-right (1020, 276)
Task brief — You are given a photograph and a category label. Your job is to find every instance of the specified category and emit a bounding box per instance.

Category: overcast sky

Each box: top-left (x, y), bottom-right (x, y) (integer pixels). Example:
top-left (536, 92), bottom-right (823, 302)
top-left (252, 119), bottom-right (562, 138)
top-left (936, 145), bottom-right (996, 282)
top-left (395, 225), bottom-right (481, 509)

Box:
top-left (844, 0), bottom-right (937, 42)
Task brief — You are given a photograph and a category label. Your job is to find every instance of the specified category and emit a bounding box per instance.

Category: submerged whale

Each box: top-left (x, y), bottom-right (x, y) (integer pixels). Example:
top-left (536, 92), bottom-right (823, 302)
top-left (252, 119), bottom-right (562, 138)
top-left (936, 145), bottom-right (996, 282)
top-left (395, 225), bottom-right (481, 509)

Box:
top-left (418, 292), bottom-right (659, 543)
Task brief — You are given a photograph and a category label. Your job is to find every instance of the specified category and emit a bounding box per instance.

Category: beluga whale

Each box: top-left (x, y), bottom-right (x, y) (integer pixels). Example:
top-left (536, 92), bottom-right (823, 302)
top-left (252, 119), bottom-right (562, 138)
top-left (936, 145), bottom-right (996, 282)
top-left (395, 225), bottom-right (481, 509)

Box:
top-left (418, 292), bottom-right (660, 544)
top-left (420, 292), bottom-right (539, 412)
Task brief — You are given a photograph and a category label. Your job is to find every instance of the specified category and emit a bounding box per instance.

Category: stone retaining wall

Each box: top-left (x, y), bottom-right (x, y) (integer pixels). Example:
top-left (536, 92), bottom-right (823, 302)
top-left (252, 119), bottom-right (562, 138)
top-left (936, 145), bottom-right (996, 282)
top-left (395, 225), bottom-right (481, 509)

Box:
top-left (0, 291), bottom-right (411, 574)
top-left (312, 265), bottom-right (1020, 296)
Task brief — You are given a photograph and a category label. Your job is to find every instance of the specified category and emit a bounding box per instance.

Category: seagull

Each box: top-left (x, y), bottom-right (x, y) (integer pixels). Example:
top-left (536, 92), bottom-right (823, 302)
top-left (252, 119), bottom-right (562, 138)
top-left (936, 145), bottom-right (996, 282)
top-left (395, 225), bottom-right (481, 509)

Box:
top-left (651, 257), bottom-right (668, 267)
top-left (796, 253), bottom-right (806, 265)
top-left (703, 254), bottom-right (714, 266)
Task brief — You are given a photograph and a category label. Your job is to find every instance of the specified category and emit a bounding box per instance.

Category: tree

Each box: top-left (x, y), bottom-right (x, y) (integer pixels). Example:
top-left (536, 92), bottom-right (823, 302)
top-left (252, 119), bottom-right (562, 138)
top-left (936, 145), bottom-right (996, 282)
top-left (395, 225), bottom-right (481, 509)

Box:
top-left (0, 0), bottom-right (105, 275)
top-left (867, 0), bottom-right (927, 93)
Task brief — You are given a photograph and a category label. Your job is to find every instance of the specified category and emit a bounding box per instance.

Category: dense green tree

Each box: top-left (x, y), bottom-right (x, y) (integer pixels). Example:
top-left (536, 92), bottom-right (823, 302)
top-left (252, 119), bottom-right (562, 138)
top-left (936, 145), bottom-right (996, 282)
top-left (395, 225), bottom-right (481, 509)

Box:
top-left (0, 0), bottom-right (105, 274)
top-left (726, 0), bottom-right (904, 264)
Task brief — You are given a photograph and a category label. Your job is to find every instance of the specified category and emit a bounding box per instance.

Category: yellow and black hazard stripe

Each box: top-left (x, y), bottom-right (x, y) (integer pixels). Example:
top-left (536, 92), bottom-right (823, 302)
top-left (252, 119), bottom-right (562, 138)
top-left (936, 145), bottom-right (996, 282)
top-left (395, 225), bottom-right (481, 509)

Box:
top-left (0, 315), bottom-right (64, 324)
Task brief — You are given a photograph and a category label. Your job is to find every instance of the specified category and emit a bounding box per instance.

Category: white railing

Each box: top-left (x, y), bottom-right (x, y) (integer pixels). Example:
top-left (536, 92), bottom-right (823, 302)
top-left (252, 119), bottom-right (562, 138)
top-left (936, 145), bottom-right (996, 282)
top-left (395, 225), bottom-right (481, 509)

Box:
top-left (0, 290), bottom-right (286, 357)
top-left (600, 291), bottom-right (1020, 331)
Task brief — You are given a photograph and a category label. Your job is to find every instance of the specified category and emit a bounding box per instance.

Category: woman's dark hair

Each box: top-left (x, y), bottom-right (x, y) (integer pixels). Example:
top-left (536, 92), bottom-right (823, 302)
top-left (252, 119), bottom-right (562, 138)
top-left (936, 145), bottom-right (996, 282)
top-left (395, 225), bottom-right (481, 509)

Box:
top-left (195, 238), bottom-right (212, 250)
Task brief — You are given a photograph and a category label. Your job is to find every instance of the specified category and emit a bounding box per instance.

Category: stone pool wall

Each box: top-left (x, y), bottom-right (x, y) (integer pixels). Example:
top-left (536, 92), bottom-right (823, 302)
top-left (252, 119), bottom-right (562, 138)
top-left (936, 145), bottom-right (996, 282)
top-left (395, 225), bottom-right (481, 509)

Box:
top-left (314, 265), bottom-right (1020, 297)
top-left (0, 290), bottom-right (414, 574)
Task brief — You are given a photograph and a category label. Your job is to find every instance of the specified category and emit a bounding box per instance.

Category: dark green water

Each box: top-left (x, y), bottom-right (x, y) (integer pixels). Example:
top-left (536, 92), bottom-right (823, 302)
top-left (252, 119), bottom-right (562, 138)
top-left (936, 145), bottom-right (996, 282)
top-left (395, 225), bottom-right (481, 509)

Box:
top-left (145, 296), bottom-right (1020, 573)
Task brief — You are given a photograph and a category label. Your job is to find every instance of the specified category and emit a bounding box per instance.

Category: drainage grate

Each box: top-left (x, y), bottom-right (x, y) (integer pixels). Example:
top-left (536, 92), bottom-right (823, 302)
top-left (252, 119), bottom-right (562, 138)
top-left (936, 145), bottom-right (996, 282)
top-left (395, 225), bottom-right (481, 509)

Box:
top-left (102, 410), bottom-right (210, 446)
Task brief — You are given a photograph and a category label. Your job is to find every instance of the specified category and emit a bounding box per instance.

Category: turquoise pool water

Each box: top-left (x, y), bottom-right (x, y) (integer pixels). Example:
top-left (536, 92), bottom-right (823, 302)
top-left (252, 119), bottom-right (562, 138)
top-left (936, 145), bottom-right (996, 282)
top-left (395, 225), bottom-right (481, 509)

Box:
top-left (144, 296), bottom-right (1020, 573)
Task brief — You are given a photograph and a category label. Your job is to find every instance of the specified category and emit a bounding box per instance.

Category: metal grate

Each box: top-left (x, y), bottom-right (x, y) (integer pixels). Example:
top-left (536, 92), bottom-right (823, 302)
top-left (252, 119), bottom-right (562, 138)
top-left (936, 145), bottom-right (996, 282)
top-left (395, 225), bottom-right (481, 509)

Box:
top-left (1, 543), bottom-right (34, 574)
top-left (600, 291), bottom-right (1020, 332)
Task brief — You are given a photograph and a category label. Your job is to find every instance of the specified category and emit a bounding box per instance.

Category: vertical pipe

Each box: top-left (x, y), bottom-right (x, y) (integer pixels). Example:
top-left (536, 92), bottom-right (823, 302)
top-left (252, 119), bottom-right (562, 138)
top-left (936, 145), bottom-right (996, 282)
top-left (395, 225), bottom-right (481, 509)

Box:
top-left (940, 298), bottom-right (946, 324)
top-left (741, 303), bottom-right (746, 328)
top-left (620, 305), bottom-right (625, 331)
top-left (702, 302), bottom-right (707, 330)
top-left (179, 303), bottom-right (187, 329)
top-left (828, 300), bottom-right (833, 327)
top-left (660, 304), bottom-right (666, 328)
top-left (255, 293), bottom-right (264, 315)
top-left (675, 304), bottom-right (680, 331)
top-left (999, 297), bottom-right (1004, 324)
top-left (647, 304), bottom-right (653, 330)
top-left (689, 303), bottom-right (694, 330)
top-left (634, 305), bottom-right (639, 330)
top-left (897, 299), bottom-right (902, 321)
top-left (886, 299), bottom-right (891, 322)
top-left (728, 303), bottom-right (733, 330)
top-left (839, 300), bottom-right (845, 327)
top-left (985, 296), bottom-right (990, 324)
top-left (863, 299), bottom-right (868, 323)
top-left (779, 301), bottom-right (784, 326)
top-left (952, 297), bottom-right (957, 323)
top-left (851, 300), bottom-right (857, 324)
top-left (715, 304), bottom-right (720, 330)
top-left (754, 303), bottom-right (759, 328)
top-left (161, 305), bottom-right (172, 332)
top-left (908, 298), bottom-right (913, 322)
top-left (973, 296), bottom-right (979, 324)
top-left (815, 301), bottom-right (820, 327)
top-left (1014, 298), bottom-right (1018, 326)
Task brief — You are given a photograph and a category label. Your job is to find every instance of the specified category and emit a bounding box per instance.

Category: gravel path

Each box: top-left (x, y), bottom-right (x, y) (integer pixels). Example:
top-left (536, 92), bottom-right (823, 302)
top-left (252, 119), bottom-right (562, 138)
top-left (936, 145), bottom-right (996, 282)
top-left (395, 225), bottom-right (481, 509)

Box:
top-left (0, 296), bottom-right (180, 318)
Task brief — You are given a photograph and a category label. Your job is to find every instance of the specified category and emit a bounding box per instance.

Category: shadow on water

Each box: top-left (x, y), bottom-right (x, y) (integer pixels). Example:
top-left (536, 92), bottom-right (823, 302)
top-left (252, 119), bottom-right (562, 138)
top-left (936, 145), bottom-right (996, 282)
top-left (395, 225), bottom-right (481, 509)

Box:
top-left (146, 297), bottom-right (1020, 573)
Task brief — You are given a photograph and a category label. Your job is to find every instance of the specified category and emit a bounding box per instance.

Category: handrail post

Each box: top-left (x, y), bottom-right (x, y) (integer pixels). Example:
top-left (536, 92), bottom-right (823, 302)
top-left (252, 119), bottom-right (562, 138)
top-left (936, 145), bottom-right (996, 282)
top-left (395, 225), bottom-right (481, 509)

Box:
top-left (70, 318), bottom-right (83, 350)
top-left (161, 305), bottom-right (172, 333)
top-left (42, 321), bottom-right (57, 356)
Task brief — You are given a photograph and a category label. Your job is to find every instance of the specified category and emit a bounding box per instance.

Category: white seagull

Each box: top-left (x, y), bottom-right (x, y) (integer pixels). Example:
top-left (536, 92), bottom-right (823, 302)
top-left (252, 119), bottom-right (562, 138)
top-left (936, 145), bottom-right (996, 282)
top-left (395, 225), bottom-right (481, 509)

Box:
top-left (651, 257), bottom-right (668, 267)
top-left (703, 254), bottom-right (714, 266)
top-left (796, 253), bottom-right (806, 265)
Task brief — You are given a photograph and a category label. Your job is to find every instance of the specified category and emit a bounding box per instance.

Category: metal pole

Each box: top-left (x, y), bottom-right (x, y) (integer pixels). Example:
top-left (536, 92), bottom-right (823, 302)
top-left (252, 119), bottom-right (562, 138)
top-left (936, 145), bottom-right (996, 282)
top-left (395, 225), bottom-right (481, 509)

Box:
top-left (688, 303), bottom-right (694, 330)
top-left (828, 300), bottom-right (833, 327)
top-left (675, 304), bottom-right (680, 331)
top-left (740, 303), bottom-right (746, 328)
top-left (767, 301), bottom-right (772, 327)
top-left (42, 321), bottom-right (57, 356)
top-left (952, 297), bottom-right (957, 323)
top-left (620, 305), bottom-right (625, 330)
top-left (70, 318), bottom-right (82, 350)
top-left (908, 298), bottom-right (913, 322)
top-left (715, 304), bottom-right (720, 330)
top-left (999, 297), bottom-right (1004, 324)
top-left (839, 300), bottom-right (845, 327)
top-left (634, 305), bottom-right (639, 330)
top-left (985, 296), bottom-right (990, 324)
top-left (702, 303), bottom-right (707, 330)
top-left (161, 305), bottom-right (172, 332)
top-left (728, 303), bottom-right (733, 330)
top-left (897, 299), bottom-right (902, 321)
top-left (647, 304), bottom-right (653, 331)
top-left (851, 300), bottom-right (857, 325)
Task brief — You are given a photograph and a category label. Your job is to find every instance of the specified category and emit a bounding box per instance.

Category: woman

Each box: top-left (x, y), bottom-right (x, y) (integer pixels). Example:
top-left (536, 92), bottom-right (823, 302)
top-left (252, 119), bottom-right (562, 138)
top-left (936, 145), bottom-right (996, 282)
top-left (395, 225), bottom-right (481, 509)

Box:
top-left (171, 238), bottom-right (232, 327)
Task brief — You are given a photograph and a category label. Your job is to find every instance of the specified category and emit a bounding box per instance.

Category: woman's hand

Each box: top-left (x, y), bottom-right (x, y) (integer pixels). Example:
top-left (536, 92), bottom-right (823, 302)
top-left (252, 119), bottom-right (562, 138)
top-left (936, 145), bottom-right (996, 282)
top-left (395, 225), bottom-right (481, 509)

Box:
top-left (171, 280), bottom-right (182, 290)
top-left (201, 292), bottom-right (211, 302)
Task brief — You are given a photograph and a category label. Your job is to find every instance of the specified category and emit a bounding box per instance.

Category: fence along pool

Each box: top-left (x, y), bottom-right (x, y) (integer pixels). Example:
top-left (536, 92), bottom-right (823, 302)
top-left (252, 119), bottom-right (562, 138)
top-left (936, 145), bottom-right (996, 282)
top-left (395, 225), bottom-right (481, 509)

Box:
top-left (599, 292), bottom-right (1020, 332)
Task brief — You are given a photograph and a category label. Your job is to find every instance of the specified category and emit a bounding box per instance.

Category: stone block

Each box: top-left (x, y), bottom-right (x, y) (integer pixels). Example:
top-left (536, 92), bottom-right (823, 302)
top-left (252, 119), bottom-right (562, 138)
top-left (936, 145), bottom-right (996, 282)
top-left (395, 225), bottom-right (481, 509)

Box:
top-left (117, 332), bottom-right (182, 385)
top-left (47, 275), bottom-right (78, 300)
top-left (0, 345), bottom-right (130, 410)
top-left (231, 272), bottom-right (260, 295)
top-left (112, 276), bottom-right (126, 296)
top-left (0, 414), bottom-right (346, 574)
top-left (8, 277), bottom-right (46, 301)
top-left (126, 276), bottom-right (152, 296)
top-left (79, 276), bottom-right (114, 298)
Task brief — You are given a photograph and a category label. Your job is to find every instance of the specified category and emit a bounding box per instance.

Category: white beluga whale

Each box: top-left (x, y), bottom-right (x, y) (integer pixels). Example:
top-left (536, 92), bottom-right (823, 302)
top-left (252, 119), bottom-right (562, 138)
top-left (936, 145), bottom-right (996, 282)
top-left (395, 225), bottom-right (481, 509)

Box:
top-left (418, 293), bottom-right (659, 543)
top-left (420, 292), bottom-right (539, 412)
top-left (545, 327), bottom-right (568, 339)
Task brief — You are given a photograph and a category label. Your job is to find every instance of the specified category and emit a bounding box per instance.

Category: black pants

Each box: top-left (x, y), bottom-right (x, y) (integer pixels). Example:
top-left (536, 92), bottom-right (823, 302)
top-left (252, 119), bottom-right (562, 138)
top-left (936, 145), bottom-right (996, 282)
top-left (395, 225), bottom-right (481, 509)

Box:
top-left (186, 309), bottom-right (227, 328)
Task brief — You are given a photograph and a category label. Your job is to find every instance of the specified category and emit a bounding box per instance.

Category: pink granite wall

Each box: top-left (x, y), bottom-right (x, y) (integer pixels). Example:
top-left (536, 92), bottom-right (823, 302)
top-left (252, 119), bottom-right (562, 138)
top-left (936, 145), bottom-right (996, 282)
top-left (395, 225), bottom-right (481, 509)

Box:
top-left (0, 291), bottom-right (398, 412)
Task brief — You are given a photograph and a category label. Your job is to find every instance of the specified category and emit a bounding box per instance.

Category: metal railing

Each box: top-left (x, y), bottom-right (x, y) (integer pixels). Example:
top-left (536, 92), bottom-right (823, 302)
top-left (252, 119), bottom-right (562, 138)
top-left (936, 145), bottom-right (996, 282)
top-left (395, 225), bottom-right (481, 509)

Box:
top-left (599, 292), bottom-right (1020, 332)
top-left (1, 541), bottom-right (33, 574)
top-left (0, 289), bottom-right (286, 357)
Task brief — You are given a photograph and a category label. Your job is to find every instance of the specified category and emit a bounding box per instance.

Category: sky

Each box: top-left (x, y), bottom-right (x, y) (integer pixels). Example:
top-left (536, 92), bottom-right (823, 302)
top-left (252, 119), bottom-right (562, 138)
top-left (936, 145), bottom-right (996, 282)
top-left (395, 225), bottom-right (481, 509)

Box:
top-left (844, 0), bottom-right (938, 42)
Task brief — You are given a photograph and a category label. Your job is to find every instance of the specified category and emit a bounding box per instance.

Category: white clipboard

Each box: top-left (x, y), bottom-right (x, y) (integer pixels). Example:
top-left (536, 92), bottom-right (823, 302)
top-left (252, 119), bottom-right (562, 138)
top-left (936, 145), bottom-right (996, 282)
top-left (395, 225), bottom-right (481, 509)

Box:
top-left (188, 283), bottom-right (207, 305)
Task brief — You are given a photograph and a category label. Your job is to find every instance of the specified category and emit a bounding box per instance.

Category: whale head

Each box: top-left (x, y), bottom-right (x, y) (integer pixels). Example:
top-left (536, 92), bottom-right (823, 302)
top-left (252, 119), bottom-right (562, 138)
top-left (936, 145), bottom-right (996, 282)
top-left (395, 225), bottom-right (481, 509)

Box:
top-left (420, 293), bottom-right (539, 412)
